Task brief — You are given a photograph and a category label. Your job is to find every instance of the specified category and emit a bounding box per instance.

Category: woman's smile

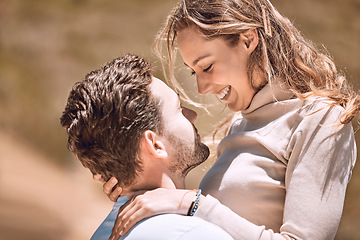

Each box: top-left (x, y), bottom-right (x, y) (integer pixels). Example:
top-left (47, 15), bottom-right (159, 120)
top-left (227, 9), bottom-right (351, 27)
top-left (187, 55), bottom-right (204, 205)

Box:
top-left (217, 86), bottom-right (231, 101)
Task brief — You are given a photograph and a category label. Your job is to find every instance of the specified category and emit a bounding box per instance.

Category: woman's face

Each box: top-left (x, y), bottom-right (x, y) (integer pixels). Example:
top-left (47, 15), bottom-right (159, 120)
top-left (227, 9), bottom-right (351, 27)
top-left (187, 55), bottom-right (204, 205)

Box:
top-left (177, 26), bottom-right (259, 112)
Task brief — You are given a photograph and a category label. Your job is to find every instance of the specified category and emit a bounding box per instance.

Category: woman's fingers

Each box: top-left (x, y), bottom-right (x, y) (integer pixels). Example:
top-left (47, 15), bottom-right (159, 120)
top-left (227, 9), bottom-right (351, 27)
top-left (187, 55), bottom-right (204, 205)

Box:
top-left (94, 175), bottom-right (121, 202)
top-left (120, 207), bottom-right (152, 236)
top-left (103, 177), bottom-right (121, 202)
top-left (109, 187), bottom-right (123, 202)
top-left (103, 177), bottom-right (117, 195)
top-left (109, 201), bottom-right (131, 240)
top-left (110, 199), bottom-right (143, 239)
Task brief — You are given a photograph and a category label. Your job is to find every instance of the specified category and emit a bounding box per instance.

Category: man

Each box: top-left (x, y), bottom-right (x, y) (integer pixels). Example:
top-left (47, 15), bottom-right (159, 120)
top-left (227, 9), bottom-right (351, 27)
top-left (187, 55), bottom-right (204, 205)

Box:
top-left (60, 54), bottom-right (233, 239)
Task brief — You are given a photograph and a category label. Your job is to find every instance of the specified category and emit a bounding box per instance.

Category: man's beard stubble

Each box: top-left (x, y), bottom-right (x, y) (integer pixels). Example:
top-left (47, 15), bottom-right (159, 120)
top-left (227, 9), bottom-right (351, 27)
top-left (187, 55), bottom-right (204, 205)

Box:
top-left (166, 131), bottom-right (210, 177)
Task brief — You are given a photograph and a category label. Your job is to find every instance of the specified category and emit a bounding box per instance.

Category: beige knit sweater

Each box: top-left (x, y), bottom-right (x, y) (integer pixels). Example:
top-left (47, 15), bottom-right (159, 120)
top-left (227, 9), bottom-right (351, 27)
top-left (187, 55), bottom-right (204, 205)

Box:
top-left (196, 81), bottom-right (357, 240)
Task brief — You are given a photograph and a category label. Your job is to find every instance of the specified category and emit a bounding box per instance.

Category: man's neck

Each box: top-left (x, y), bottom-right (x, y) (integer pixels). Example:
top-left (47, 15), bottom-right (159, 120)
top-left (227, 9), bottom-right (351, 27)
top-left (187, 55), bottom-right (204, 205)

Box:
top-left (131, 168), bottom-right (186, 192)
top-left (161, 172), bottom-right (186, 189)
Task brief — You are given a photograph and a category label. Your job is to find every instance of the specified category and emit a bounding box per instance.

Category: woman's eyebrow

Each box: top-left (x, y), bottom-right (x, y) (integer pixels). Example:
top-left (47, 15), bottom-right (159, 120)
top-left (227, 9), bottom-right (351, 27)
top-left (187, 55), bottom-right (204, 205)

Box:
top-left (193, 54), bottom-right (210, 66)
top-left (184, 54), bottom-right (211, 67)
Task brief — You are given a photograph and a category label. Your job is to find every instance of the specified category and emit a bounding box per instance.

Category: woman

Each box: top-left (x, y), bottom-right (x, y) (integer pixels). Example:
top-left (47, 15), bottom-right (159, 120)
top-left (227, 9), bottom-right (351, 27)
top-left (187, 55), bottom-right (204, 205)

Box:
top-left (105, 0), bottom-right (359, 239)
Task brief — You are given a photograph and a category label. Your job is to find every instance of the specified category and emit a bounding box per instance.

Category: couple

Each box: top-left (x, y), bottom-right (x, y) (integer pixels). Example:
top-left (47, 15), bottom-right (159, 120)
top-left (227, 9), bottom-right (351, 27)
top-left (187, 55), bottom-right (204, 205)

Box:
top-left (61, 0), bottom-right (359, 239)
top-left (61, 54), bottom-right (233, 239)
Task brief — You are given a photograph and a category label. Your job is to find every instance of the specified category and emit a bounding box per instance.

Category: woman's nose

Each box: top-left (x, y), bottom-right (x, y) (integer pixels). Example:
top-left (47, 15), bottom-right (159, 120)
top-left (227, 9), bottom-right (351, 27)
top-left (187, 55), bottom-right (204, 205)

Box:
top-left (182, 107), bottom-right (197, 123)
top-left (196, 76), bottom-right (211, 95)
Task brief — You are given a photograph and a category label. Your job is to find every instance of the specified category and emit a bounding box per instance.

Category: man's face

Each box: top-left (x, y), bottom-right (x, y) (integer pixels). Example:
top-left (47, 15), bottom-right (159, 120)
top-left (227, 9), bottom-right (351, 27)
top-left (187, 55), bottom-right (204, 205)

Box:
top-left (150, 77), bottom-right (210, 176)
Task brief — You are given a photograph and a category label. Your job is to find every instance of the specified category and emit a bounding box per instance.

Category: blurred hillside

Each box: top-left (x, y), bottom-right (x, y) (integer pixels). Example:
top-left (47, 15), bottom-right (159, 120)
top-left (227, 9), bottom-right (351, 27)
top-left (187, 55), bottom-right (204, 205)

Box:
top-left (0, 0), bottom-right (359, 239)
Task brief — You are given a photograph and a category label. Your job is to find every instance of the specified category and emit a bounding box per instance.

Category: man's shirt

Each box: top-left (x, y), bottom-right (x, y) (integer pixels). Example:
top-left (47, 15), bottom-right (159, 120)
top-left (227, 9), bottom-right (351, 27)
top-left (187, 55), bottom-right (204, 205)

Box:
top-left (91, 196), bottom-right (233, 240)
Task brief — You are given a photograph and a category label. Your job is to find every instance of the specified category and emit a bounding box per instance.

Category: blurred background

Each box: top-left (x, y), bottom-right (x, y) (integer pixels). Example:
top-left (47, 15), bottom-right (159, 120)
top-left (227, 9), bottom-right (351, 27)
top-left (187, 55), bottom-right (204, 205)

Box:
top-left (0, 0), bottom-right (359, 239)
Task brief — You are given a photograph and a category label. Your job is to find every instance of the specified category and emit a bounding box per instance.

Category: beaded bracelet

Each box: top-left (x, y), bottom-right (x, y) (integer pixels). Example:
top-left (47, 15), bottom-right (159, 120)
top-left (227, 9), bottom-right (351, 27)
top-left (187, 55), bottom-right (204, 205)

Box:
top-left (187, 189), bottom-right (201, 216)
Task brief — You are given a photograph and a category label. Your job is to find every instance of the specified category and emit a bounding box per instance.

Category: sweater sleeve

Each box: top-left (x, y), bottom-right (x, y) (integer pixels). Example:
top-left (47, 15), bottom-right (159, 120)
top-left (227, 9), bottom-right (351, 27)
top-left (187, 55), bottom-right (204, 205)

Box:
top-left (195, 195), bottom-right (291, 240)
top-left (281, 104), bottom-right (356, 239)
top-left (195, 103), bottom-right (356, 240)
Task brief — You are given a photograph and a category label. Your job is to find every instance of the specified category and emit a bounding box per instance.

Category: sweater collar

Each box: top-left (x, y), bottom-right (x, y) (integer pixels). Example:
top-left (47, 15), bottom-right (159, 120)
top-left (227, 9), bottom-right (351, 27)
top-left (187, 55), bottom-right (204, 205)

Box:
top-left (241, 80), bottom-right (295, 115)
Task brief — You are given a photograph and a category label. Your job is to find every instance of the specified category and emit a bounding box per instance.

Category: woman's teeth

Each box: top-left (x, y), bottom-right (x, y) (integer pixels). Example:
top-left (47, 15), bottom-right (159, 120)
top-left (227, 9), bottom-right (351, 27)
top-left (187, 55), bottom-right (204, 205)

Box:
top-left (218, 86), bottom-right (230, 100)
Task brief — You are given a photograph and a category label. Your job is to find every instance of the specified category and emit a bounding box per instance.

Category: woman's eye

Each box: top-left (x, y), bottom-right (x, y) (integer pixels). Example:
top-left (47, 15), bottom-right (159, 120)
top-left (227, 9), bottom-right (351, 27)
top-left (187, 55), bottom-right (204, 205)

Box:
top-left (203, 64), bottom-right (213, 72)
top-left (191, 70), bottom-right (196, 76)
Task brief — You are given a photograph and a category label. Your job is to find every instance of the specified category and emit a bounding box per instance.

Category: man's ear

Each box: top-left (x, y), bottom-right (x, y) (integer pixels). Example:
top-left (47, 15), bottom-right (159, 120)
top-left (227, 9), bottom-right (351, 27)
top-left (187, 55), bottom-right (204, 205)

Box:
top-left (142, 130), bottom-right (168, 159)
top-left (239, 28), bottom-right (259, 54)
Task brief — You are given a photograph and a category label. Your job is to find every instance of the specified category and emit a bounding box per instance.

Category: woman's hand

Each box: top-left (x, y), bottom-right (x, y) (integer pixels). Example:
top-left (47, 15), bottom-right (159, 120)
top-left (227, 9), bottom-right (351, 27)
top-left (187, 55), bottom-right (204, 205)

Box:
top-left (109, 188), bottom-right (198, 240)
top-left (93, 174), bottom-right (122, 202)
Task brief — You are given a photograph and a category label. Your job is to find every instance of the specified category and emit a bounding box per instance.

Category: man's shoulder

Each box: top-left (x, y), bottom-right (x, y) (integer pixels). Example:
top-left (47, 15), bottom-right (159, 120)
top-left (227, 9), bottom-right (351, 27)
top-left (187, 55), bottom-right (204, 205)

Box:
top-left (91, 197), bottom-right (233, 240)
top-left (123, 214), bottom-right (233, 240)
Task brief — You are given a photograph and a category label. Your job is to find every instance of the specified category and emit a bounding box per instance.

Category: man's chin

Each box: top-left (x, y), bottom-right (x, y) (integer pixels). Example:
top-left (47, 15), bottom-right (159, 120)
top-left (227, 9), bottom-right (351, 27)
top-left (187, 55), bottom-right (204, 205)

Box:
top-left (182, 144), bottom-right (210, 176)
top-left (197, 142), bottom-right (210, 162)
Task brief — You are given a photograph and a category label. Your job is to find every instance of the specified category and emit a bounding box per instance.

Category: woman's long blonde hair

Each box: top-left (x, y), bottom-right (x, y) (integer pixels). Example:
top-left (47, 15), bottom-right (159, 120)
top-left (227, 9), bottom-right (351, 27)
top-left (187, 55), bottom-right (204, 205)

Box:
top-left (155, 0), bottom-right (360, 124)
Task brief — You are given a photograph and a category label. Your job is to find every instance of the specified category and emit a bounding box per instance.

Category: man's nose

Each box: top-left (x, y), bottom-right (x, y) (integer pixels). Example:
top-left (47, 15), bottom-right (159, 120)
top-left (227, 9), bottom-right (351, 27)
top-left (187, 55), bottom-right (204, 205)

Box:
top-left (182, 107), bottom-right (197, 123)
top-left (196, 76), bottom-right (211, 95)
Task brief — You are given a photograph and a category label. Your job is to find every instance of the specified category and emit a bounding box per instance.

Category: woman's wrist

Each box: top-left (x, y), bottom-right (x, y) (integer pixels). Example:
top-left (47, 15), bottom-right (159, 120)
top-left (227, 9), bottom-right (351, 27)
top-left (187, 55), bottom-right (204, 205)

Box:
top-left (177, 189), bottom-right (196, 215)
top-left (177, 189), bottom-right (204, 216)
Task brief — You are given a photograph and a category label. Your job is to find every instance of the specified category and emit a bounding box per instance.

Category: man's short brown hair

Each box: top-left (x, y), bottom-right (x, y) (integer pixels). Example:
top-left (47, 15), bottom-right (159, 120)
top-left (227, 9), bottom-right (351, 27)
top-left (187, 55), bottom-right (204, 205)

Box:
top-left (60, 54), bottom-right (163, 187)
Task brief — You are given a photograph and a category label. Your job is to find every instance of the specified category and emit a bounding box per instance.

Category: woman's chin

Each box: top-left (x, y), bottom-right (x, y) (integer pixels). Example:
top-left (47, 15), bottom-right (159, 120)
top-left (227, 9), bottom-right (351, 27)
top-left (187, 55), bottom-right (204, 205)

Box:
top-left (227, 103), bottom-right (242, 112)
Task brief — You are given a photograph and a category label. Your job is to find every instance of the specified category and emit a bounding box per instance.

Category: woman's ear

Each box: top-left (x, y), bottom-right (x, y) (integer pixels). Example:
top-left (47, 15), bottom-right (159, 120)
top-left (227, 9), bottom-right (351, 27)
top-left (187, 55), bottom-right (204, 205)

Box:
top-left (142, 130), bottom-right (168, 159)
top-left (239, 29), bottom-right (259, 54)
